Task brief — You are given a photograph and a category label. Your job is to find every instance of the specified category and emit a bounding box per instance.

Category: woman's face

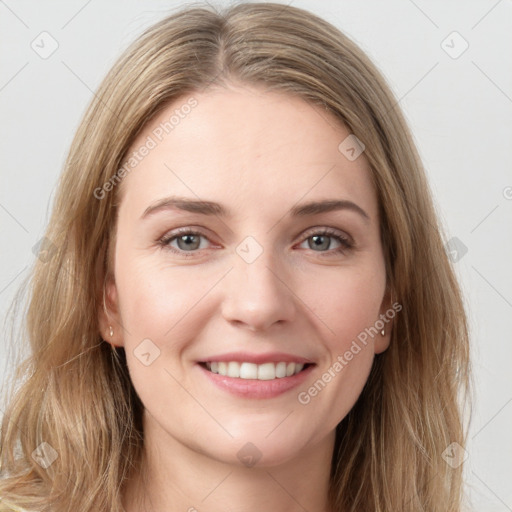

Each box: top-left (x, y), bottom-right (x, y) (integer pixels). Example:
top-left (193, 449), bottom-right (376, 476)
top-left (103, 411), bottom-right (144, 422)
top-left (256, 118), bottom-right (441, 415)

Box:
top-left (101, 84), bottom-right (390, 467)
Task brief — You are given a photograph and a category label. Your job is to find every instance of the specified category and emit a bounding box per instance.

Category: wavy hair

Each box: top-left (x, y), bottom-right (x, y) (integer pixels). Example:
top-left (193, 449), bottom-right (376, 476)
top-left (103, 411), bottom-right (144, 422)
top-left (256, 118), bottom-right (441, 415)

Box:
top-left (0, 2), bottom-right (470, 510)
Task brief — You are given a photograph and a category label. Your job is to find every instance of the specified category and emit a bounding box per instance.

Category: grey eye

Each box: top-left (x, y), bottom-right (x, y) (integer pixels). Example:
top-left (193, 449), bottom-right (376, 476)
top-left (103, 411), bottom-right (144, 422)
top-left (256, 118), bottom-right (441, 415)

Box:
top-left (306, 235), bottom-right (340, 251)
top-left (175, 234), bottom-right (202, 251)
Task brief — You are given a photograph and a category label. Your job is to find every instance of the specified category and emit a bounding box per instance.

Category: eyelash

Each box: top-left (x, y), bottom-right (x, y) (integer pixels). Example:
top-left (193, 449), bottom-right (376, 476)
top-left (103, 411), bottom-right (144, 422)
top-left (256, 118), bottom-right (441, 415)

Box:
top-left (157, 226), bottom-right (354, 258)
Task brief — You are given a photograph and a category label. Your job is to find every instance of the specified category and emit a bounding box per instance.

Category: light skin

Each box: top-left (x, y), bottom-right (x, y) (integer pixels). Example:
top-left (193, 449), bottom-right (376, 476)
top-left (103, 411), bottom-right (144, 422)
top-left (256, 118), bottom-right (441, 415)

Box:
top-left (98, 83), bottom-right (391, 512)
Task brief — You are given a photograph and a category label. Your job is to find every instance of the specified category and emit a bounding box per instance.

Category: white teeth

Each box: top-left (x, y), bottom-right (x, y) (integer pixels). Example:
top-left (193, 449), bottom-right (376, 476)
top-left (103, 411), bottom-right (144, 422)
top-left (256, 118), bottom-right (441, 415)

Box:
top-left (257, 362), bottom-right (275, 380)
top-left (275, 362), bottom-right (287, 378)
top-left (240, 362), bottom-right (258, 379)
top-left (227, 361), bottom-right (240, 378)
top-left (205, 361), bottom-right (307, 380)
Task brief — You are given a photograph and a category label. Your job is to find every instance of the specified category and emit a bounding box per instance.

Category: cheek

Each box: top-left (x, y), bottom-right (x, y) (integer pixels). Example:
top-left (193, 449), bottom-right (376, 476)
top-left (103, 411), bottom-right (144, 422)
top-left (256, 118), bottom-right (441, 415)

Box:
top-left (303, 264), bottom-right (386, 351)
top-left (293, 263), bottom-right (385, 416)
top-left (115, 252), bottom-right (220, 347)
top-left (113, 255), bottom-right (211, 400)
top-left (116, 262), bottom-right (173, 338)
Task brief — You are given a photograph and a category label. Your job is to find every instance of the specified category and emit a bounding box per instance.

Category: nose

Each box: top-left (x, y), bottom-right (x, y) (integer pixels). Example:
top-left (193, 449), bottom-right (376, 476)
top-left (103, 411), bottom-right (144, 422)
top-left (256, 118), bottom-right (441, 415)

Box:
top-left (220, 249), bottom-right (297, 332)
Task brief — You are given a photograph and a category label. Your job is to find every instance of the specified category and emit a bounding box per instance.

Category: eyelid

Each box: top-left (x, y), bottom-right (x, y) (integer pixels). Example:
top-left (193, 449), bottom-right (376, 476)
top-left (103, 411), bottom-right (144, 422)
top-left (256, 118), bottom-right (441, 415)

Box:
top-left (297, 226), bottom-right (354, 246)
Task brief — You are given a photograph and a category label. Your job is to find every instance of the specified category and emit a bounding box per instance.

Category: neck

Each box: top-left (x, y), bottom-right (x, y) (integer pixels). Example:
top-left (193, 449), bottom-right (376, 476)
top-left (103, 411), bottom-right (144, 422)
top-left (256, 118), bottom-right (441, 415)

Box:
top-left (122, 410), bottom-right (335, 512)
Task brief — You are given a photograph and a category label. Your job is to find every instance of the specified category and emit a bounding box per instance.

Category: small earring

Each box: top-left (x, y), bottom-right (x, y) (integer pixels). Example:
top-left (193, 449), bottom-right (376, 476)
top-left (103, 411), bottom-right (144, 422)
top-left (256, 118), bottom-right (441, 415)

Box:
top-left (109, 326), bottom-right (114, 337)
top-left (380, 328), bottom-right (385, 336)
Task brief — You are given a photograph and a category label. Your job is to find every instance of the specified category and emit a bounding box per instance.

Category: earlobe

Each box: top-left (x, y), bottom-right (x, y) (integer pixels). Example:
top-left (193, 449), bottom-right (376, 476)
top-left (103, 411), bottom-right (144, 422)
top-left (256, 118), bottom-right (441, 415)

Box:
top-left (97, 273), bottom-right (124, 347)
top-left (374, 287), bottom-right (394, 354)
top-left (374, 322), bottom-right (391, 354)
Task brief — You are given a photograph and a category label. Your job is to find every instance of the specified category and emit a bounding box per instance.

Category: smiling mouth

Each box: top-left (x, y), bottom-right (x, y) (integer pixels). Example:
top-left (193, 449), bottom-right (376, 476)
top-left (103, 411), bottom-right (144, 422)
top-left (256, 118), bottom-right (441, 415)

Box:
top-left (199, 361), bottom-right (313, 380)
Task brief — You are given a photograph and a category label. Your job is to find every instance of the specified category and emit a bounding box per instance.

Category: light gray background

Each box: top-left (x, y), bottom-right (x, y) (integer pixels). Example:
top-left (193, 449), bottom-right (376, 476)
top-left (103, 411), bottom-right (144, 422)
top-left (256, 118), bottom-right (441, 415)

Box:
top-left (1, 1), bottom-right (511, 510)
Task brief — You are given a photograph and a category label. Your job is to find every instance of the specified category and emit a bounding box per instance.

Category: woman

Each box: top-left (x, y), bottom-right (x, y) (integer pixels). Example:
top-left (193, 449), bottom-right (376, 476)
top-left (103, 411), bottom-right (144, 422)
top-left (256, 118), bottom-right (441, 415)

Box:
top-left (0, 2), bottom-right (470, 511)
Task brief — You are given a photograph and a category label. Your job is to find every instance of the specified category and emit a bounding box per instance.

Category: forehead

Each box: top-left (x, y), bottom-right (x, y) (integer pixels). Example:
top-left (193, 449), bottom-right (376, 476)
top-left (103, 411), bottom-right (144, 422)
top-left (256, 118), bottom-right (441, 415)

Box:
top-left (117, 85), bottom-right (378, 222)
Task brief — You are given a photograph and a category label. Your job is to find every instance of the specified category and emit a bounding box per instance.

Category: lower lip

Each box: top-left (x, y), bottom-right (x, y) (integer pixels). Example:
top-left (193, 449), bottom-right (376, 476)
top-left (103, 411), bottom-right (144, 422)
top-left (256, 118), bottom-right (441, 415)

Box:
top-left (197, 363), bottom-right (315, 399)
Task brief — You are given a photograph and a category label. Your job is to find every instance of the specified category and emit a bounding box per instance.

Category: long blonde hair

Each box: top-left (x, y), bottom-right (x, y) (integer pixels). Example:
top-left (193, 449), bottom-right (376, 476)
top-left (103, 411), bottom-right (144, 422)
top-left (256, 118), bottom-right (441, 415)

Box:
top-left (0, 2), bottom-right (470, 510)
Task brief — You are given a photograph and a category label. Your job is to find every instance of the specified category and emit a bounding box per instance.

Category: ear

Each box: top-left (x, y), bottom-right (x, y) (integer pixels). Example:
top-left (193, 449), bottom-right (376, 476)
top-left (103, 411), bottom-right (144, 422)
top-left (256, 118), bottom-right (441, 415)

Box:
top-left (374, 287), bottom-right (393, 355)
top-left (97, 272), bottom-right (124, 348)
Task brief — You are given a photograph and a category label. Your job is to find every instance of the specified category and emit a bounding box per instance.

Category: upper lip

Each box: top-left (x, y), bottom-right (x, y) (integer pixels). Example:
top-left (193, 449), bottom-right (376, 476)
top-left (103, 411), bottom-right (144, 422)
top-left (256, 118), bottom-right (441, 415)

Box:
top-left (198, 351), bottom-right (315, 365)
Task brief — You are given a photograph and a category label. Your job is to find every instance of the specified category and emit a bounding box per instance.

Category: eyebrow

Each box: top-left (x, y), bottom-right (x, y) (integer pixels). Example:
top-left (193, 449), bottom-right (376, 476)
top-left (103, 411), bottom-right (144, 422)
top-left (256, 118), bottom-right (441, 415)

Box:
top-left (141, 196), bottom-right (370, 222)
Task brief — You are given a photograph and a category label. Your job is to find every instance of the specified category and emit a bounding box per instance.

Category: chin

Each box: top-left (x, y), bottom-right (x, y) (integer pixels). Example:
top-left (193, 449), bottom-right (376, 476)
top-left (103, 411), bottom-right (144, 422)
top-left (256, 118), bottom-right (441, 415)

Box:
top-left (212, 431), bottom-right (319, 469)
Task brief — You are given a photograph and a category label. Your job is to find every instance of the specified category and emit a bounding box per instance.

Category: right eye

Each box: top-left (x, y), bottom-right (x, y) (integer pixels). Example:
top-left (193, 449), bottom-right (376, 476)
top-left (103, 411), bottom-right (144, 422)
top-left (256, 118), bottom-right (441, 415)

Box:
top-left (158, 228), bottom-right (213, 256)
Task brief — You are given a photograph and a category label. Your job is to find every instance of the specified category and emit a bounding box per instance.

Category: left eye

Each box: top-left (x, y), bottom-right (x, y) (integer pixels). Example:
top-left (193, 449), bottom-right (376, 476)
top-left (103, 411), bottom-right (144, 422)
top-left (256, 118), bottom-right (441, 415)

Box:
top-left (299, 234), bottom-right (343, 252)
